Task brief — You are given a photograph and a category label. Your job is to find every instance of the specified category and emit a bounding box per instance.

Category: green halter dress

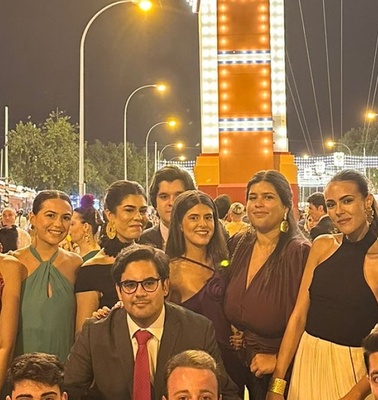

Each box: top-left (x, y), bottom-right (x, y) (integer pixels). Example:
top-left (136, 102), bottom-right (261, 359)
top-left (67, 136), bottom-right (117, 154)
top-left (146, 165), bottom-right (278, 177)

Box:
top-left (14, 246), bottom-right (75, 362)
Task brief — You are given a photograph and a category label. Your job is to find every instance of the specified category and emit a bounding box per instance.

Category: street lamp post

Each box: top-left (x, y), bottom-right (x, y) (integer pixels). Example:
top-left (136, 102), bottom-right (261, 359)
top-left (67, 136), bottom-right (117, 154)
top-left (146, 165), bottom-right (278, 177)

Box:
top-left (123, 84), bottom-right (166, 180)
top-left (158, 142), bottom-right (184, 166)
top-left (145, 120), bottom-right (176, 201)
top-left (326, 140), bottom-right (352, 156)
top-left (79, 0), bottom-right (151, 197)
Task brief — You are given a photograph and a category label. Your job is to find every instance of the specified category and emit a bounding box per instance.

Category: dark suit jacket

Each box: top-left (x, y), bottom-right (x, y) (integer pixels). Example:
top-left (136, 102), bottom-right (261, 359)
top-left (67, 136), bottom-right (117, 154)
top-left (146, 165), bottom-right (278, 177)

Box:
top-left (139, 225), bottom-right (163, 249)
top-left (310, 215), bottom-right (335, 240)
top-left (64, 302), bottom-right (240, 400)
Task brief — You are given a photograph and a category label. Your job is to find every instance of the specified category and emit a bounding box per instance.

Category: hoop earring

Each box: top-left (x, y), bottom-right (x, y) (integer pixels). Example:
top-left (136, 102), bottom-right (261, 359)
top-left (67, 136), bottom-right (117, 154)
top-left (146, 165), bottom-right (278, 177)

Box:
top-left (106, 221), bottom-right (116, 240)
top-left (84, 233), bottom-right (90, 244)
top-left (280, 211), bottom-right (289, 233)
top-left (366, 206), bottom-right (375, 225)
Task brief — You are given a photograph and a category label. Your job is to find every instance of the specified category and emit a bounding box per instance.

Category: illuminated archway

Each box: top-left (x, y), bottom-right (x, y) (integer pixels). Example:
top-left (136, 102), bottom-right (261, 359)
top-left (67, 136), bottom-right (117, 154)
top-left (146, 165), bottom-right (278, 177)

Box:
top-left (187, 0), bottom-right (296, 200)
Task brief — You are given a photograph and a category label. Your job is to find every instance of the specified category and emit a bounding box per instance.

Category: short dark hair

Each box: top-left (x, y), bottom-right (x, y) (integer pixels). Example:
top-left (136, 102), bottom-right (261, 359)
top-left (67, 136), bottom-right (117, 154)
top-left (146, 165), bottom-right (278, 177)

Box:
top-left (149, 165), bottom-right (196, 209)
top-left (362, 327), bottom-right (378, 372)
top-left (111, 244), bottom-right (170, 284)
top-left (165, 350), bottom-right (220, 397)
top-left (166, 190), bottom-right (228, 266)
top-left (7, 353), bottom-right (64, 392)
top-left (32, 190), bottom-right (72, 215)
top-left (214, 194), bottom-right (231, 219)
top-left (104, 180), bottom-right (146, 213)
top-left (307, 192), bottom-right (327, 212)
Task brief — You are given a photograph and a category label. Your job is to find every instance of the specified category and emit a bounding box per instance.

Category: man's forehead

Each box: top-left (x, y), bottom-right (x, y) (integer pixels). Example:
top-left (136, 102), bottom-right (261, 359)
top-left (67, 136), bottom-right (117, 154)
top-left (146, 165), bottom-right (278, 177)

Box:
top-left (157, 179), bottom-right (185, 193)
top-left (11, 379), bottom-right (62, 398)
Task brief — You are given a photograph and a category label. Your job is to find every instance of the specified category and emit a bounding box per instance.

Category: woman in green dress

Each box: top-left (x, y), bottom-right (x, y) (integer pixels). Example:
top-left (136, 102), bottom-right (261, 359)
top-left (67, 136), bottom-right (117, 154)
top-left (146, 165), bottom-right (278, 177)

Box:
top-left (12, 190), bottom-right (82, 362)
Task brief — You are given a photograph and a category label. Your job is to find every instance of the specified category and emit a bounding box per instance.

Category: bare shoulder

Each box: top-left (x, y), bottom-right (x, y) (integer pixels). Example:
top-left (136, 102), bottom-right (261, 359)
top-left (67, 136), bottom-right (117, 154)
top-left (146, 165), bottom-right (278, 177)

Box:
top-left (58, 248), bottom-right (83, 269)
top-left (0, 255), bottom-right (24, 279)
top-left (306, 234), bottom-right (341, 267)
top-left (82, 250), bottom-right (114, 267)
top-left (367, 238), bottom-right (378, 258)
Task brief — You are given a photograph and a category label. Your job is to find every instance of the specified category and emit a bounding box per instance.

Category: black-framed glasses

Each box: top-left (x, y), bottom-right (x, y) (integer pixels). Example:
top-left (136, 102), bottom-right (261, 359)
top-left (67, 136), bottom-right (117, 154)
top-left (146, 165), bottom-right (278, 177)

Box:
top-left (119, 277), bottom-right (162, 294)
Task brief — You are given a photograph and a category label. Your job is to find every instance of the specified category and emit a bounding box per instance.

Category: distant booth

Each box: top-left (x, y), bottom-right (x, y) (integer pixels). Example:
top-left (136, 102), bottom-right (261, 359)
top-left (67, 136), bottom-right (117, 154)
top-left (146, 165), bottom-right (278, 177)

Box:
top-left (0, 181), bottom-right (36, 211)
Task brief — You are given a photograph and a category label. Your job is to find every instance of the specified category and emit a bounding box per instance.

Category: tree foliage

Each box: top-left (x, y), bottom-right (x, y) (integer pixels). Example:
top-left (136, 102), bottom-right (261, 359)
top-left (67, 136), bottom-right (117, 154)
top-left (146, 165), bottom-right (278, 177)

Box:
top-left (8, 111), bottom-right (79, 192)
top-left (8, 111), bottom-right (149, 195)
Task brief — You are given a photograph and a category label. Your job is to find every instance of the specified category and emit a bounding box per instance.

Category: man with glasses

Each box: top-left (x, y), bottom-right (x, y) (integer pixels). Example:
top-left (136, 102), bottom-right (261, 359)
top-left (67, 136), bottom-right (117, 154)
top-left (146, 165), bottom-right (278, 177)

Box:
top-left (64, 244), bottom-right (239, 400)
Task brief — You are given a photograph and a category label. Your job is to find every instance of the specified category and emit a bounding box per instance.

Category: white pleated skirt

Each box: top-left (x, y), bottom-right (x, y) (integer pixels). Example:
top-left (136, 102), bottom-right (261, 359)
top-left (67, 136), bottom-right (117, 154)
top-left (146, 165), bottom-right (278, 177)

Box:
top-left (288, 331), bottom-right (373, 400)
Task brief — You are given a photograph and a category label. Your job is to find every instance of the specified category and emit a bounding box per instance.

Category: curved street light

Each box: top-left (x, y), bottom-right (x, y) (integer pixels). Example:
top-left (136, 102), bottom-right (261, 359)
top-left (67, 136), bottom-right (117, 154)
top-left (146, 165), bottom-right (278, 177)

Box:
top-left (158, 142), bottom-right (184, 165)
top-left (123, 84), bottom-right (166, 180)
top-left (326, 140), bottom-right (352, 156)
top-left (79, 0), bottom-right (152, 197)
top-left (145, 120), bottom-right (177, 200)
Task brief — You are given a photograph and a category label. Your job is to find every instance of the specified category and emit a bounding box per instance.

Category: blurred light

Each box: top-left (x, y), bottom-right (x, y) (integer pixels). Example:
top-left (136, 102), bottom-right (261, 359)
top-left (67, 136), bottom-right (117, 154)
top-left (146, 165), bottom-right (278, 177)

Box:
top-left (156, 84), bottom-right (167, 92)
top-left (137, 0), bottom-right (152, 11)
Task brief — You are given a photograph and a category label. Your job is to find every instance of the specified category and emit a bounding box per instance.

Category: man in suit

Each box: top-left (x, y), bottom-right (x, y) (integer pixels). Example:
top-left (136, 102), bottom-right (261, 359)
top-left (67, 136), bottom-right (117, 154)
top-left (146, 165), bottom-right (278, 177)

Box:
top-left (163, 350), bottom-right (221, 400)
top-left (6, 353), bottom-right (67, 400)
top-left (307, 192), bottom-right (336, 240)
top-left (363, 325), bottom-right (378, 399)
top-left (139, 165), bottom-right (196, 250)
top-left (64, 244), bottom-right (239, 400)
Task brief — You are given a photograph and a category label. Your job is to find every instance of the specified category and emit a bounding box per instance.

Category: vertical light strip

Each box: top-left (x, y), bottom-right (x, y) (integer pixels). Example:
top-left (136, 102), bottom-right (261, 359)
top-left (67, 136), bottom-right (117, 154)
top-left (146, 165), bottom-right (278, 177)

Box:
top-left (199, 0), bottom-right (219, 153)
top-left (270, 0), bottom-right (288, 152)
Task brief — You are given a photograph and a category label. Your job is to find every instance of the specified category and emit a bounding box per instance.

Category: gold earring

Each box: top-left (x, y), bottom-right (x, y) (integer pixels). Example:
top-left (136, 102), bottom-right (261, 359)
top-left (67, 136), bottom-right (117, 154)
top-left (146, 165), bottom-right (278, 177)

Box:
top-left (366, 206), bottom-right (374, 225)
top-left (106, 221), bottom-right (116, 240)
top-left (84, 233), bottom-right (90, 244)
top-left (280, 211), bottom-right (289, 233)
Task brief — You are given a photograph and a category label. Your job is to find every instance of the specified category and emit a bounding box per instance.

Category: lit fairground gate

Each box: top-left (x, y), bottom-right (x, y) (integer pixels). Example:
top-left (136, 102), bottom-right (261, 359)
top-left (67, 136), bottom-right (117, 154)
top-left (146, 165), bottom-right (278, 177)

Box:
top-left (185, 0), bottom-right (297, 203)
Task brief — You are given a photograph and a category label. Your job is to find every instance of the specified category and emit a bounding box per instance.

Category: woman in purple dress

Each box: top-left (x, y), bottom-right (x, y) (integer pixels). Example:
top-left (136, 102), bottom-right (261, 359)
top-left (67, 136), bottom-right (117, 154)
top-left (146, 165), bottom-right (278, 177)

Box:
top-left (223, 170), bottom-right (310, 399)
top-left (166, 190), bottom-right (242, 393)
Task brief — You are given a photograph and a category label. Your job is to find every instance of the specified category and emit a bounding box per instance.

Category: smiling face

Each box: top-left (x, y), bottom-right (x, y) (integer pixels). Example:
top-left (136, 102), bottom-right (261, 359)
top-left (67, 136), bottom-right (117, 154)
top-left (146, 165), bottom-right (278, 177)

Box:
top-left (246, 181), bottom-right (287, 234)
top-left (181, 203), bottom-right (215, 250)
top-left (165, 367), bottom-right (220, 400)
top-left (30, 199), bottom-right (72, 246)
top-left (6, 380), bottom-right (67, 400)
top-left (324, 180), bottom-right (371, 241)
top-left (105, 194), bottom-right (148, 243)
top-left (116, 259), bottom-right (169, 328)
top-left (156, 179), bottom-right (186, 228)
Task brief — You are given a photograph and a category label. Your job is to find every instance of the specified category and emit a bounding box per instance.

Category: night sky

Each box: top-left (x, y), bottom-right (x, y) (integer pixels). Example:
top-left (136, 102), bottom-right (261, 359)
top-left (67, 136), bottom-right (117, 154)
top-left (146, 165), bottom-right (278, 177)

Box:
top-left (1, 0), bottom-right (378, 159)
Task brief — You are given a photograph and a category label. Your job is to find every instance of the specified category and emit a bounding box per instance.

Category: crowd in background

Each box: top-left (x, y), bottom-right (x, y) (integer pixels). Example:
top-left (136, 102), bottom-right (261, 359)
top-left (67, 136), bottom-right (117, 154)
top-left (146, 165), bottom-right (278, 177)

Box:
top-left (0, 166), bottom-right (377, 400)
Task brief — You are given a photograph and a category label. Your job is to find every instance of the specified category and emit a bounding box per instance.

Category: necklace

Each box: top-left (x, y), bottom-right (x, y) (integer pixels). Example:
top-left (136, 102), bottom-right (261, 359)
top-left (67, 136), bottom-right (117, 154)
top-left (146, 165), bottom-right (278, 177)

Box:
top-left (179, 256), bottom-right (214, 272)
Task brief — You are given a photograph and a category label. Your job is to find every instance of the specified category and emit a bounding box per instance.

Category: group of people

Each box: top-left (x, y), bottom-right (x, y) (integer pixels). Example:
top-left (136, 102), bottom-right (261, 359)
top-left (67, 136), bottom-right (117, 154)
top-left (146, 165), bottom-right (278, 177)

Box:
top-left (0, 165), bottom-right (377, 400)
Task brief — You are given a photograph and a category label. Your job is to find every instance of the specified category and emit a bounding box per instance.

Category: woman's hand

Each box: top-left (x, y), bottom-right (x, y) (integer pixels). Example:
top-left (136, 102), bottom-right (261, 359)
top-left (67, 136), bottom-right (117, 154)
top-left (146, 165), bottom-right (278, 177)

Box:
top-left (250, 353), bottom-right (277, 377)
top-left (229, 327), bottom-right (244, 350)
top-left (91, 301), bottom-right (123, 320)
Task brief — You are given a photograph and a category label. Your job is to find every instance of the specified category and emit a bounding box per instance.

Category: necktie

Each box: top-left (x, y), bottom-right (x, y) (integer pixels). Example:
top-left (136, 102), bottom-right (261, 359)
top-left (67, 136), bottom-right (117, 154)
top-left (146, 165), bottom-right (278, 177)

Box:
top-left (133, 330), bottom-right (152, 400)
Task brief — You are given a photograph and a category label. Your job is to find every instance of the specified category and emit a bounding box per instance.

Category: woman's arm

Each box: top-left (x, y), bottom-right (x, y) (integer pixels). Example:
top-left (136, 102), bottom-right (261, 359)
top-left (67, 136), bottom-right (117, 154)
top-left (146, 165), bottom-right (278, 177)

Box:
top-left (0, 257), bottom-right (23, 390)
top-left (75, 291), bottom-right (101, 335)
top-left (266, 239), bottom-right (328, 399)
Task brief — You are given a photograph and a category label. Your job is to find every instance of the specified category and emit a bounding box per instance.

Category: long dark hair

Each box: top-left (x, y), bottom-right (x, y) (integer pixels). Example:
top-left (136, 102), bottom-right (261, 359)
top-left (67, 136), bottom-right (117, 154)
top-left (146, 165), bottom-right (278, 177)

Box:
top-left (100, 180), bottom-right (147, 257)
top-left (327, 169), bottom-right (378, 236)
top-left (166, 190), bottom-right (228, 267)
top-left (245, 170), bottom-right (305, 277)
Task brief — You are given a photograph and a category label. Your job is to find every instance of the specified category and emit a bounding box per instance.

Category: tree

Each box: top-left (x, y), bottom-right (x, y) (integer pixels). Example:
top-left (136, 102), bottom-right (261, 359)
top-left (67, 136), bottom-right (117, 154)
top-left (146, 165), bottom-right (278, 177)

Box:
top-left (86, 141), bottom-right (149, 196)
top-left (341, 123), bottom-right (378, 190)
top-left (8, 111), bottom-right (79, 192)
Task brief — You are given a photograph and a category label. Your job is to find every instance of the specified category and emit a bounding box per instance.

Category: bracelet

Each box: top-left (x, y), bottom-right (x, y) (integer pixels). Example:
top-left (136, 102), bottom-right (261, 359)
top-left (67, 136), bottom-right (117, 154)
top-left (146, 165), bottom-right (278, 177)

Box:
top-left (268, 377), bottom-right (287, 396)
